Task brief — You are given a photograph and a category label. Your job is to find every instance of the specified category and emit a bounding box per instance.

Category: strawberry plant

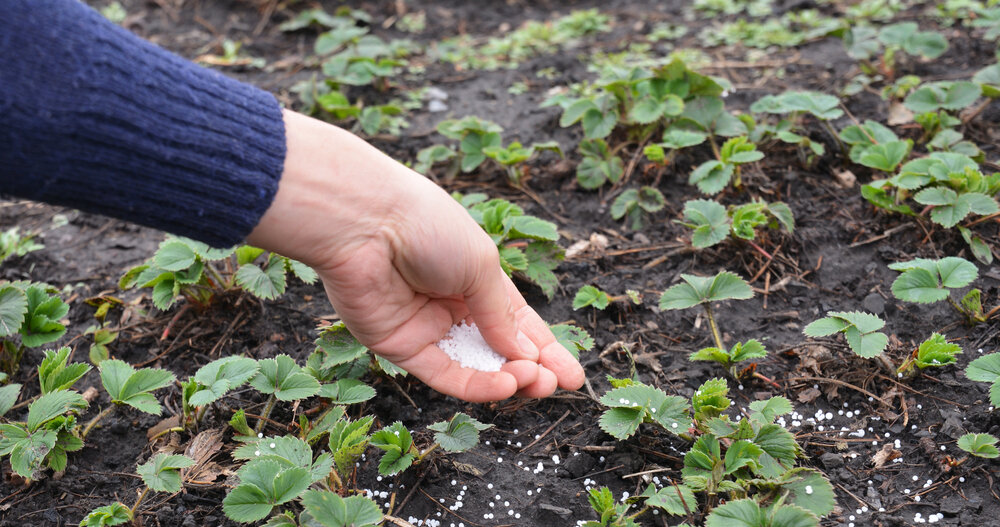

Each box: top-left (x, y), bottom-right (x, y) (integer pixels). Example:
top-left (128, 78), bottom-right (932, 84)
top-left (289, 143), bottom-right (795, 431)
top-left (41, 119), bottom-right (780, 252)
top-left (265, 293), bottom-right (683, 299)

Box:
top-left (750, 90), bottom-right (844, 153)
top-left (0, 227), bottom-right (43, 264)
top-left (597, 378), bottom-right (833, 524)
top-left (39, 347), bottom-right (91, 394)
top-left (965, 352), bottom-right (1000, 406)
top-left (643, 128), bottom-right (708, 166)
top-left (435, 116), bottom-right (503, 173)
top-left (371, 413), bottom-right (490, 476)
top-left (551, 323), bottom-right (595, 359)
top-left (0, 281), bottom-right (69, 375)
top-left (839, 22), bottom-right (948, 78)
top-left (612, 186), bottom-right (666, 229)
top-left (896, 333), bottom-right (962, 377)
top-left (803, 311), bottom-right (888, 358)
top-left (81, 360), bottom-right (176, 439)
top-left (888, 256), bottom-right (996, 322)
top-left (678, 199), bottom-right (794, 250)
top-left (121, 237), bottom-right (317, 311)
top-left (249, 354), bottom-right (322, 432)
top-left (82, 453), bottom-right (197, 525)
top-left (958, 433), bottom-right (1000, 458)
top-left (577, 138), bottom-right (625, 189)
top-left (483, 139), bottom-right (562, 185)
top-left (688, 136), bottom-right (763, 194)
top-left (0, 390), bottom-right (88, 479)
top-left (689, 339), bottom-right (768, 378)
top-left (300, 491), bottom-right (382, 527)
top-left (455, 193), bottom-right (564, 299)
top-left (582, 486), bottom-right (642, 527)
top-left (181, 356), bottom-right (260, 428)
top-left (659, 272), bottom-right (755, 365)
top-left (573, 285), bottom-right (641, 311)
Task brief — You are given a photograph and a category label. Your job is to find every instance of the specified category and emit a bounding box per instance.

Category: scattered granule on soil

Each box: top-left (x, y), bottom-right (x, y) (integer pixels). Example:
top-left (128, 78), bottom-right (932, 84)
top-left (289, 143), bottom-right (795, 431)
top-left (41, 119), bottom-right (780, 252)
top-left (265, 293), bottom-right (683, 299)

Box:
top-left (436, 321), bottom-right (508, 372)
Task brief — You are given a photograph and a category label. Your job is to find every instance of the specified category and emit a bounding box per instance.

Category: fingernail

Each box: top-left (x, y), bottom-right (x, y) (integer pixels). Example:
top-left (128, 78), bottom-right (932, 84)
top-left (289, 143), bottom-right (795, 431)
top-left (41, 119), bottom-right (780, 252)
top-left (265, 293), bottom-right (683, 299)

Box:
top-left (516, 330), bottom-right (539, 360)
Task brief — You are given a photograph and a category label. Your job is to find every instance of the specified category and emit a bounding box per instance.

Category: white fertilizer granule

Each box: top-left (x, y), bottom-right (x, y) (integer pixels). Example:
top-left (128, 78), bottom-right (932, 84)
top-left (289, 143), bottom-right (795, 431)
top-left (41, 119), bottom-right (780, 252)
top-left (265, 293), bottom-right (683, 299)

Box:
top-left (436, 321), bottom-right (508, 372)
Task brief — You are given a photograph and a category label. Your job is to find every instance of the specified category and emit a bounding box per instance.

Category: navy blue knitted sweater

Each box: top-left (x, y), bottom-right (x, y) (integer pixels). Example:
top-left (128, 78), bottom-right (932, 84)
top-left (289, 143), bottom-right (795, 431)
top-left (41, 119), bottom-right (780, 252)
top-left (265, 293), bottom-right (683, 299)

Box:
top-left (1, 0), bottom-right (286, 247)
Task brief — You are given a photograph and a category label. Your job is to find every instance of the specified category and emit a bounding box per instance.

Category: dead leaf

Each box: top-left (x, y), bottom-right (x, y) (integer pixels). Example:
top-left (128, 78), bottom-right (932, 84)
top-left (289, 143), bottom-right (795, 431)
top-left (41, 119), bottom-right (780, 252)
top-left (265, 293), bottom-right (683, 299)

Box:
top-left (834, 169), bottom-right (857, 189)
top-left (451, 461), bottom-right (484, 477)
top-left (81, 386), bottom-right (99, 403)
top-left (183, 429), bottom-right (227, 487)
top-left (797, 387), bottom-right (822, 404)
top-left (147, 415), bottom-right (181, 441)
top-left (871, 443), bottom-right (901, 469)
top-left (887, 102), bottom-right (914, 126)
top-left (565, 240), bottom-right (591, 259)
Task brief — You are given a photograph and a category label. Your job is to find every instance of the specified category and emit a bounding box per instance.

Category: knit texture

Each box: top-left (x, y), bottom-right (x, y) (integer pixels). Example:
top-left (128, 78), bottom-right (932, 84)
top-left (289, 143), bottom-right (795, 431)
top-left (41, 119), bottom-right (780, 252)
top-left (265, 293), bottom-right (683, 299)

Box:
top-left (0, 0), bottom-right (286, 247)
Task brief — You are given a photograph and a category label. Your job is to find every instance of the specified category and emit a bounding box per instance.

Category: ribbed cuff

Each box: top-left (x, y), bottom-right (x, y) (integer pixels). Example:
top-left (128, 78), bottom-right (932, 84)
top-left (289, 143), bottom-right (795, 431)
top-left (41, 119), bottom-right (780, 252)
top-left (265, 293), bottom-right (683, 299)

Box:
top-left (0, 0), bottom-right (286, 247)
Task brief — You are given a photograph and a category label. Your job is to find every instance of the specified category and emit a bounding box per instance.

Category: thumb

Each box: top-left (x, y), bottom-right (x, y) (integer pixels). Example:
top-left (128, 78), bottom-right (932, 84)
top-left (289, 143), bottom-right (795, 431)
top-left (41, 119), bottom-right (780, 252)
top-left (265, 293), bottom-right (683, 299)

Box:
top-left (464, 265), bottom-right (539, 363)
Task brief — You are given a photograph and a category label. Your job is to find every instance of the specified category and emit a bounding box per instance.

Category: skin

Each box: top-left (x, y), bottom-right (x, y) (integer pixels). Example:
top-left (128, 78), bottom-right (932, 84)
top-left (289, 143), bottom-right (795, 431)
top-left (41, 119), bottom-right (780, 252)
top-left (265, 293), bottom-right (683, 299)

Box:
top-left (247, 110), bottom-right (585, 402)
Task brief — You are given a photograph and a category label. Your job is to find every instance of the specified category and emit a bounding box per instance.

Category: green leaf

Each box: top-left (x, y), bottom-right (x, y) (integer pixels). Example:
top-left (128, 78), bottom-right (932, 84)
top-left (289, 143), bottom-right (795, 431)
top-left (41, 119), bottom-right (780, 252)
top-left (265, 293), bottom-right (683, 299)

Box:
top-left (20, 284), bottom-right (69, 348)
top-left (905, 81), bottom-right (981, 113)
top-left (371, 422), bottom-right (415, 475)
top-left (223, 483), bottom-right (273, 523)
top-left (27, 391), bottom-right (88, 432)
top-left (137, 453), bottom-right (194, 493)
top-left (724, 439), bottom-right (762, 474)
top-left (730, 339), bottom-right (768, 363)
top-left (641, 483), bottom-right (696, 516)
top-left (680, 199), bottom-right (730, 249)
top-left (974, 63), bottom-right (1000, 98)
top-left (966, 353), bottom-right (1000, 383)
top-left (0, 383), bottom-right (21, 418)
top-left (859, 140), bottom-right (911, 172)
top-left (599, 407), bottom-right (645, 440)
top-left (318, 379), bottom-right (376, 405)
top-left (236, 246), bottom-right (266, 266)
top-left (754, 423), bottom-right (800, 473)
top-left (38, 347), bottom-right (92, 394)
top-left (427, 412), bottom-right (491, 452)
top-left (224, 460), bottom-right (312, 523)
top-left (749, 396), bottom-right (793, 424)
top-left (892, 267), bottom-right (949, 303)
top-left (301, 490), bottom-right (383, 527)
top-left (692, 378), bottom-right (730, 422)
top-left (771, 504), bottom-right (820, 527)
top-left (522, 241), bottom-right (563, 300)
top-left (313, 322), bottom-right (369, 370)
top-left (550, 323), bottom-right (594, 359)
top-left (935, 257), bottom-right (978, 289)
top-left (780, 468), bottom-right (835, 517)
top-left (916, 333), bottom-right (962, 369)
top-left (329, 415), bottom-right (374, 476)
top-left (958, 433), bottom-right (1000, 458)
top-left (80, 502), bottom-right (131, 527)
top-left (252, 355), bottom-right (321, 401)
top-left (235, 255), bottom-right (287, 300)
top-left (705, 499), bottom-right (766, 527)
top-left (0, 285), bottom-right (27, 338)
top-left (659, 271), bottom-right (752, 310)
top-left (582, 108), bottom-right (618, 139)
top-left (99, 359), bottom-right (175, 415)
top-left (154, 240), bottom-right (197, 272)
top-left (689, 160), bottom-right (734, 195)
top-left (573, 285), bottom-right (611, 310)
top-left (506, 215), bottom-right (559, 241)
top-left (190, 356), bottom-right (260, 407)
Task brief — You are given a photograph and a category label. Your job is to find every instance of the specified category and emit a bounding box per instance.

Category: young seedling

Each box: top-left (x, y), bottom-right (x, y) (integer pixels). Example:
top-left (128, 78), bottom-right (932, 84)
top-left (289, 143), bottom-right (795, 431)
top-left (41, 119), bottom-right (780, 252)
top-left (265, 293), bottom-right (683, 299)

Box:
top-left (659, 271), bottom-right (754, 353)
top-left (582, 487), bottom-right (642, 527)
top-left (690, 339), bottom-right (768, 379)
top-left (750, 90), bottom-right (844, 153)
top-left (81, 360), bottom-right (176, 439)
top-left (611, 186), bottom-right (666, 229)
top-left (120, 237), bottom-right (317, 311)
top-left (249, 354), bottom-right (321, 432)
top-left (483, 140), bottom-right (562, 186)
top-left (840, 22), bottom-right (948, 79)
top-left (82, 453), bottom-right (196, 524)
top-left (688, 135), bottom-right (762, 195)
top-left (895, 333), bottom-right (962, 377)
top-left (598, 382), bottom-right (692, 440)
top-left (371, 413), bottom-right (491, 477)
top-left (181, 356), bottom-right (259, 428)
top-left (223, 457), bottom-right (313, 522)
top-left (965, 353), bottom-right (1000, 406)
top-left (803, 311), bottom-right (888, 358)
top-left (958, 433), bottom-right (1000, 459)
top-left (0, 281), bottom-right (69, 374)
top-left (644, 128), bottom-right (708, 168)
top-left (577, 138), bottom-right (625, 189)
top-left (434, 116), bottom-right (503, 173)
top-left (550, 323), bottom-right (595, 359)
top-left (455, 193), bottom-right (564, 299)
top-left (325, 414), bottom-right (374, 489)
top-left (0, 390), bottom-right (88, 479)
top-left (679, 199), bottom-right (794, 254)
top-left (889, 257), bottom-right (995, 322)
top-left (573, 285), bottom-right (641, 311)
top-left (0, 227), bottom-right (43, 264)
top-left (39, 347), bottom-right (92, 395)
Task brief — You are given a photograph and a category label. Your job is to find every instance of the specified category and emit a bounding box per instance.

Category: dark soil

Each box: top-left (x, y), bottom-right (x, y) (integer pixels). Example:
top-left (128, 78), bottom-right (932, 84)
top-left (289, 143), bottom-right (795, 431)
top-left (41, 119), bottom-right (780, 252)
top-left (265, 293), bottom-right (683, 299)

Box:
top-left (2, 1), bottom-right (999, 526)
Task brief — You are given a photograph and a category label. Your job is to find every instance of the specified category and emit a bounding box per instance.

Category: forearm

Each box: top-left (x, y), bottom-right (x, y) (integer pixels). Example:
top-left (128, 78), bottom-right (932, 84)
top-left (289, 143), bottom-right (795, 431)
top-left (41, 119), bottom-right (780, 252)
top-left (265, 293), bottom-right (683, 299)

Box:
top-left (0, 0), bottom-right (285, 247)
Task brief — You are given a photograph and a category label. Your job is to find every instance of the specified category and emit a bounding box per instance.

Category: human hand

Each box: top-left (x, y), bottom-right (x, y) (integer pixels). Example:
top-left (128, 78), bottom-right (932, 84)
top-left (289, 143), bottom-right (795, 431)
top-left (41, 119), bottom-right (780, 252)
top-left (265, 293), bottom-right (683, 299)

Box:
top-left (248, 111), bottom-right (585, 402)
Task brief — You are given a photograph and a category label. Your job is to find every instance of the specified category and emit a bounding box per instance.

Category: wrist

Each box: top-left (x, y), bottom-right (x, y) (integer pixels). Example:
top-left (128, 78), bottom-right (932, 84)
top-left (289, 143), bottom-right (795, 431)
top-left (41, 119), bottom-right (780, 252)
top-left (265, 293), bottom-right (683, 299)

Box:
top-left (247, 110), bottom-right (404, 267)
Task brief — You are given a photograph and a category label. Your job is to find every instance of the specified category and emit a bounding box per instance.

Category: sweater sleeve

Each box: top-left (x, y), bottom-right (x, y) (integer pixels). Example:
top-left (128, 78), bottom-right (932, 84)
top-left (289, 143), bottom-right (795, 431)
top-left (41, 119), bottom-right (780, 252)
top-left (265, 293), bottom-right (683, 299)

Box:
top-left (0, 0), bottom-right (286, 247)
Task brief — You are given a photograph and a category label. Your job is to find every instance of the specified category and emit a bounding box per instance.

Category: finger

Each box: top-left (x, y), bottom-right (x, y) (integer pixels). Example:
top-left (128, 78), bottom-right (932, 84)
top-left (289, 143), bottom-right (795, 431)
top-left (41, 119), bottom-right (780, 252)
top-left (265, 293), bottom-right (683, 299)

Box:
top-left (515, 366), bottom-right (559, 398)
top-left (513, 301), bottom-right (586, 391)
top-left (368, 296), bottom-right (468, 362)
top-left (392, 343), bottom-right (519, 402)
top-left (464, 265), bottom-right (537, 362)
top-left (501, 360), bottom-right (541, 391)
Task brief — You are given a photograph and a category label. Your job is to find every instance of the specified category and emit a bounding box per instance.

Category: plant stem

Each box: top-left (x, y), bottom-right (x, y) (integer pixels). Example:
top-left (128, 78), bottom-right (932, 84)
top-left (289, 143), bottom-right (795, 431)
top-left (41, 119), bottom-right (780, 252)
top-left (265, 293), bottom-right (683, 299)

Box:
top-left (820, 119), bottom-right (846, 156)
top-left (417, 443), bottom-right (439, 463)
top-left (80, 405), bottom-right (116, 440)
top-left (205, 262), bottom-right (228, 290)
top-left (708, 135), bottom-right (721, 160)
top-left (703, 304), bottom-right (724, 351)
top-left (129, 487), bottom-right (150, 519)
top-left (945, 296), bottom-right (968, 320)
top-left (328, 467), bottom-right (344, 490)
top-left (254, 394), bottom-right (276, 434)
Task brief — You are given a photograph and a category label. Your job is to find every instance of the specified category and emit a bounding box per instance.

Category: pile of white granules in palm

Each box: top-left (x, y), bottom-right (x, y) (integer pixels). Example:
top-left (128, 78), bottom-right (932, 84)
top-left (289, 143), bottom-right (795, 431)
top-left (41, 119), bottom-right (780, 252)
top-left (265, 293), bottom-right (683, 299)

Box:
top-left (436, 321), bottom-right (508, 372)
